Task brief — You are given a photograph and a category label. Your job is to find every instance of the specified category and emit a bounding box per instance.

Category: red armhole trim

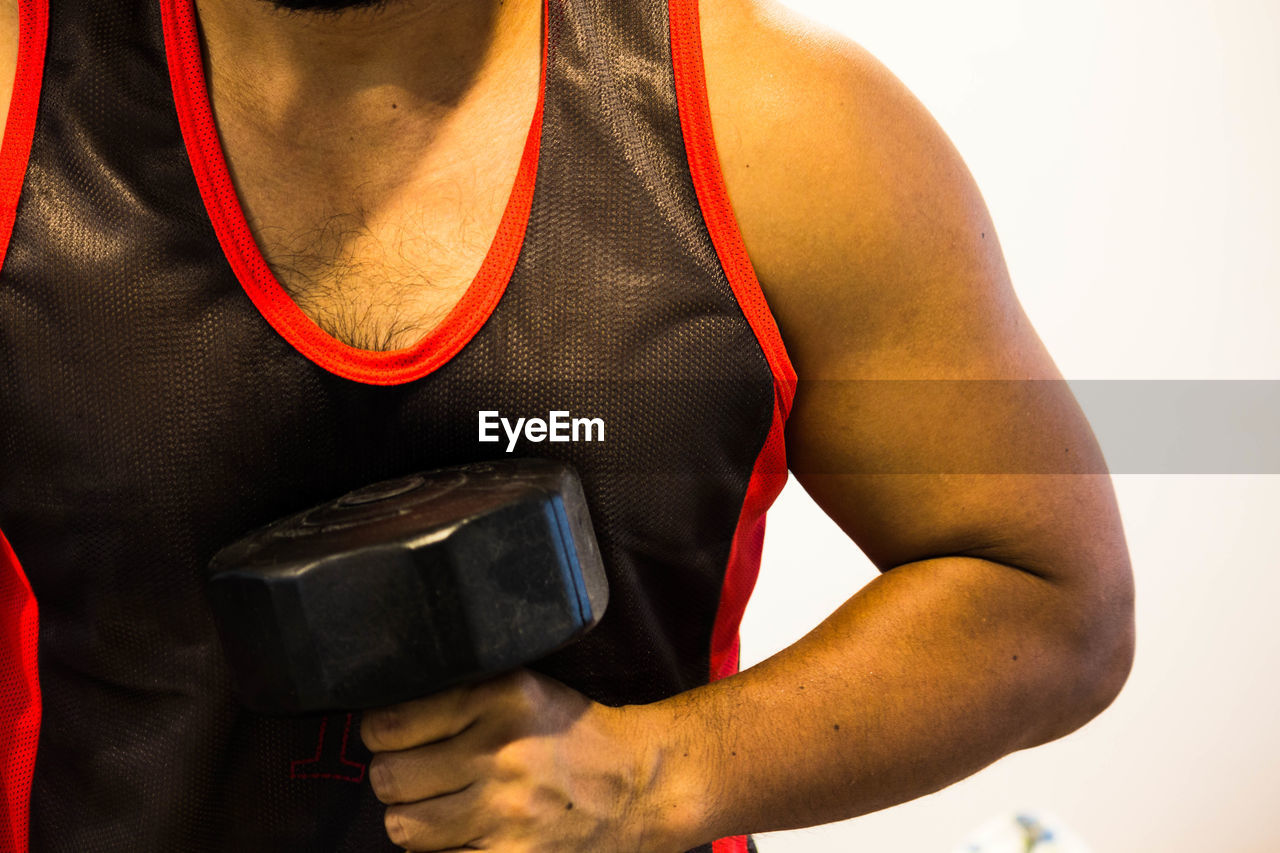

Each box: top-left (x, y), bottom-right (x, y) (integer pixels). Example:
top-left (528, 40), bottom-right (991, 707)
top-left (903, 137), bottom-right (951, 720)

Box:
top-left (671, 7), bottom-right (792, 851)
top-left (668, 0), bottom-right (797, 413)
top-left (0, 528), bottom-right (41, 853)
top-left (159, 0), bottom-right (547, 386)
top-left (0, 0), bottom-right (49, 276)
top-left (707, 395), bottom-right (787, 853)
top-left (668, 0), bottom-right (793, 709)
top-left (0, 4), bottom-right (49, 840)
top-left (709, 395), bottom-right (787, 680)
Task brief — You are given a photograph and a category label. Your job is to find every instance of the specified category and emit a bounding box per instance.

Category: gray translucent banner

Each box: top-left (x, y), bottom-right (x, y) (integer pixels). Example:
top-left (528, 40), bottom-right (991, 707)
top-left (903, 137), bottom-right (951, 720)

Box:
top-left (781, 380), bottom-right (1280, 475)
top-left (1069, 380), bottom-right (1279, 475)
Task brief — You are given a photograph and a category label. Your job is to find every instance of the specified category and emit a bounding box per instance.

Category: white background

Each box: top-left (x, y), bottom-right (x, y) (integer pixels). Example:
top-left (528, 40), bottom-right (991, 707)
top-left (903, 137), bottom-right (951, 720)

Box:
top-left (739, 2), bottom-right (1280, 851)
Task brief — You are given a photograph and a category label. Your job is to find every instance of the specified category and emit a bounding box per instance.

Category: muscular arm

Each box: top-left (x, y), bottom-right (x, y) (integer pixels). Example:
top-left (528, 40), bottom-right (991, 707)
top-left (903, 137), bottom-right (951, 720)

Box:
top-left (635, 0), bottom-right (1136, 844)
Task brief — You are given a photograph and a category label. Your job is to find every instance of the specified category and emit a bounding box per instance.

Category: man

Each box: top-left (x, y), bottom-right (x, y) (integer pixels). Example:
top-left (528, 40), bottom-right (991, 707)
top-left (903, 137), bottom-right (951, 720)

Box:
top-left (0, 0), bottom-right (1134, 851)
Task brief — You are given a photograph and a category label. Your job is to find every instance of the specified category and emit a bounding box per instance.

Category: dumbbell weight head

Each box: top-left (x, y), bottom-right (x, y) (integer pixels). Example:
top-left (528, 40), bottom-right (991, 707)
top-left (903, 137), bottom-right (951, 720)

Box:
top-left (206, 458), bottom-right (608, 715)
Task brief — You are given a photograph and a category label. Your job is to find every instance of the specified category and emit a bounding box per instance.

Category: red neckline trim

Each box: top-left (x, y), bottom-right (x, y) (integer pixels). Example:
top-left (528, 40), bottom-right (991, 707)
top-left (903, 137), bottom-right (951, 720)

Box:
top-left (0, 0), bottom-right (49, 277)
top-left (668, 0), bottom-right (797, 417)
top-left (160, 0), bottom-right (547, 386)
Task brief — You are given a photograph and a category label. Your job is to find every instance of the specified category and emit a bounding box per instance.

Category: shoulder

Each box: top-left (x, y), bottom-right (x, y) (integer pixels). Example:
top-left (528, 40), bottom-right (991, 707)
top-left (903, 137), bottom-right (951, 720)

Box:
top-left (698, 0), bottom-right (1025, 380)
top-left (0, 0), bottom-right (17, 146)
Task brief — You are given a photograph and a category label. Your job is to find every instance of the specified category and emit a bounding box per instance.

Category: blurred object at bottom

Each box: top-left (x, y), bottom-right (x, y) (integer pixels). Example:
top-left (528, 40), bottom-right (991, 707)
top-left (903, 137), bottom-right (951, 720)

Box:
top-left (952, 810), bottom-right (1092, 853)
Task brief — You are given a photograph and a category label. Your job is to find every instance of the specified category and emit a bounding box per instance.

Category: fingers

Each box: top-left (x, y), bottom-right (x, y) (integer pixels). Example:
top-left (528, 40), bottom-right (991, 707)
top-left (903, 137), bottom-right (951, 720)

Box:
top-left (369, 734), bottom-right (480, 805)
top-left (361, 682), bottom-right (480, 753)
top-left (363, 673), bottom-right (538, 807)
top-left (381, 772), bottom-right (572, 852)
top-left (362, 669), bottom-right (562, 755)
top-left (363, 670), bottom-right (623, 851)
top-left (381, 781), bottom-right (488, 852)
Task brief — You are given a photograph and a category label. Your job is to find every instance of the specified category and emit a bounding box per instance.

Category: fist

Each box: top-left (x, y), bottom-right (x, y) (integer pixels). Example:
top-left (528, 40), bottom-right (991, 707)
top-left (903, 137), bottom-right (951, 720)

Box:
top-left (360, 669), bottom-right (673, 852)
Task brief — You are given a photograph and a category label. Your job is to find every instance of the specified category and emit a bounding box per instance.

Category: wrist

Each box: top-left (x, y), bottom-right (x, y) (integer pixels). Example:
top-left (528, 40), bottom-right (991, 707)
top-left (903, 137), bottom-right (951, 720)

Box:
top-left (619, 696), bottom-right (724, 852)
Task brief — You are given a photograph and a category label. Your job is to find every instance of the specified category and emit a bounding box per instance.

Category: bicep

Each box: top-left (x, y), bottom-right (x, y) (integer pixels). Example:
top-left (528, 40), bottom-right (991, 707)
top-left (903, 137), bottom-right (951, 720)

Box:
top-left (781, 130), bottom-right (1119, 585)
top-left (712, 18), bottom-right (1129, 598)
top-left (787, 382), bottom-right (1125, 593)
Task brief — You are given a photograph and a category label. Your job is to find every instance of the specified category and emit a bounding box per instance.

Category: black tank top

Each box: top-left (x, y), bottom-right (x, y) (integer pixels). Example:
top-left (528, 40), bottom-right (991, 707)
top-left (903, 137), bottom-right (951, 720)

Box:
top-left (0, 0), bottom-right (794, 850)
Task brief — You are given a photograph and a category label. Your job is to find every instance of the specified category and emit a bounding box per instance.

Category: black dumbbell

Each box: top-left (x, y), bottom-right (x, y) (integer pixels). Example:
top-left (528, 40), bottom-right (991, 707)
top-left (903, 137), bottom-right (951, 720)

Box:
top-left (206, 458), bottom-right (608, 715)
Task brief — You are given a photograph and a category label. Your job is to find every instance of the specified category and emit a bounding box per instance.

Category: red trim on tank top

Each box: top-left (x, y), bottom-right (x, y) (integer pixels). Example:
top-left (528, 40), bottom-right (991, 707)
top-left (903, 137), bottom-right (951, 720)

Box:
top-left (705, 399), bottom-right (788, 853)
top-left (667, 0), bottom-right (797, 411)
top-left (0, 528), bottom-right (41, 853)
top-left (668, 4), bottom-right (795, 851)
top-left (0, 6), bottom-right (49, 848)
top-left (0, 0), bottom-right (49, 277)
top-left (159, 0), bottom-right (547, 386)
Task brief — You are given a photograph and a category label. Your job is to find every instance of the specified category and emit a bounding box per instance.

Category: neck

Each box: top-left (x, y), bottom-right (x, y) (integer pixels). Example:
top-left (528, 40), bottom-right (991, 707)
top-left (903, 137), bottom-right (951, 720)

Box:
top-left (195, 0), bottom-right (539, 127)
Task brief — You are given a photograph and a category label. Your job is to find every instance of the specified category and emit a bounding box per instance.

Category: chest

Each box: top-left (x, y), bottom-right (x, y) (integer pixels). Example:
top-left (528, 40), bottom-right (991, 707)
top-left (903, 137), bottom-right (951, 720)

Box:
top-left (239, 166), bottom-right (515, 351)
top-left (253, 203), bottom-right (502, 352)
top-left (210, 84), bottom-right (535, 352)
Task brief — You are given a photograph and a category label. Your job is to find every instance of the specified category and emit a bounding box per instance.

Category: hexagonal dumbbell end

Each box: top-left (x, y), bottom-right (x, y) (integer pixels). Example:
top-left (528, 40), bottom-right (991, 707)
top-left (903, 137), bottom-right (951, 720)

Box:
top-left (206, 458), bottom-right (608, 715)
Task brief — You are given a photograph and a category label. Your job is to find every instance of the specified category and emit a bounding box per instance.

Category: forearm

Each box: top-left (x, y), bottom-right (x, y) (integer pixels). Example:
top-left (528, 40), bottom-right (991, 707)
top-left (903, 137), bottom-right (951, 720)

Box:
top-left (634, 555), bottom-right (1132, 849)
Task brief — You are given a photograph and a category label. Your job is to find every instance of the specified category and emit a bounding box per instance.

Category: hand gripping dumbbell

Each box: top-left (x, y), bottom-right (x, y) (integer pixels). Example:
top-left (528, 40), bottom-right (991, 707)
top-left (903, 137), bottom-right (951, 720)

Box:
top-left (205, 458), bottom-right (608, 715)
